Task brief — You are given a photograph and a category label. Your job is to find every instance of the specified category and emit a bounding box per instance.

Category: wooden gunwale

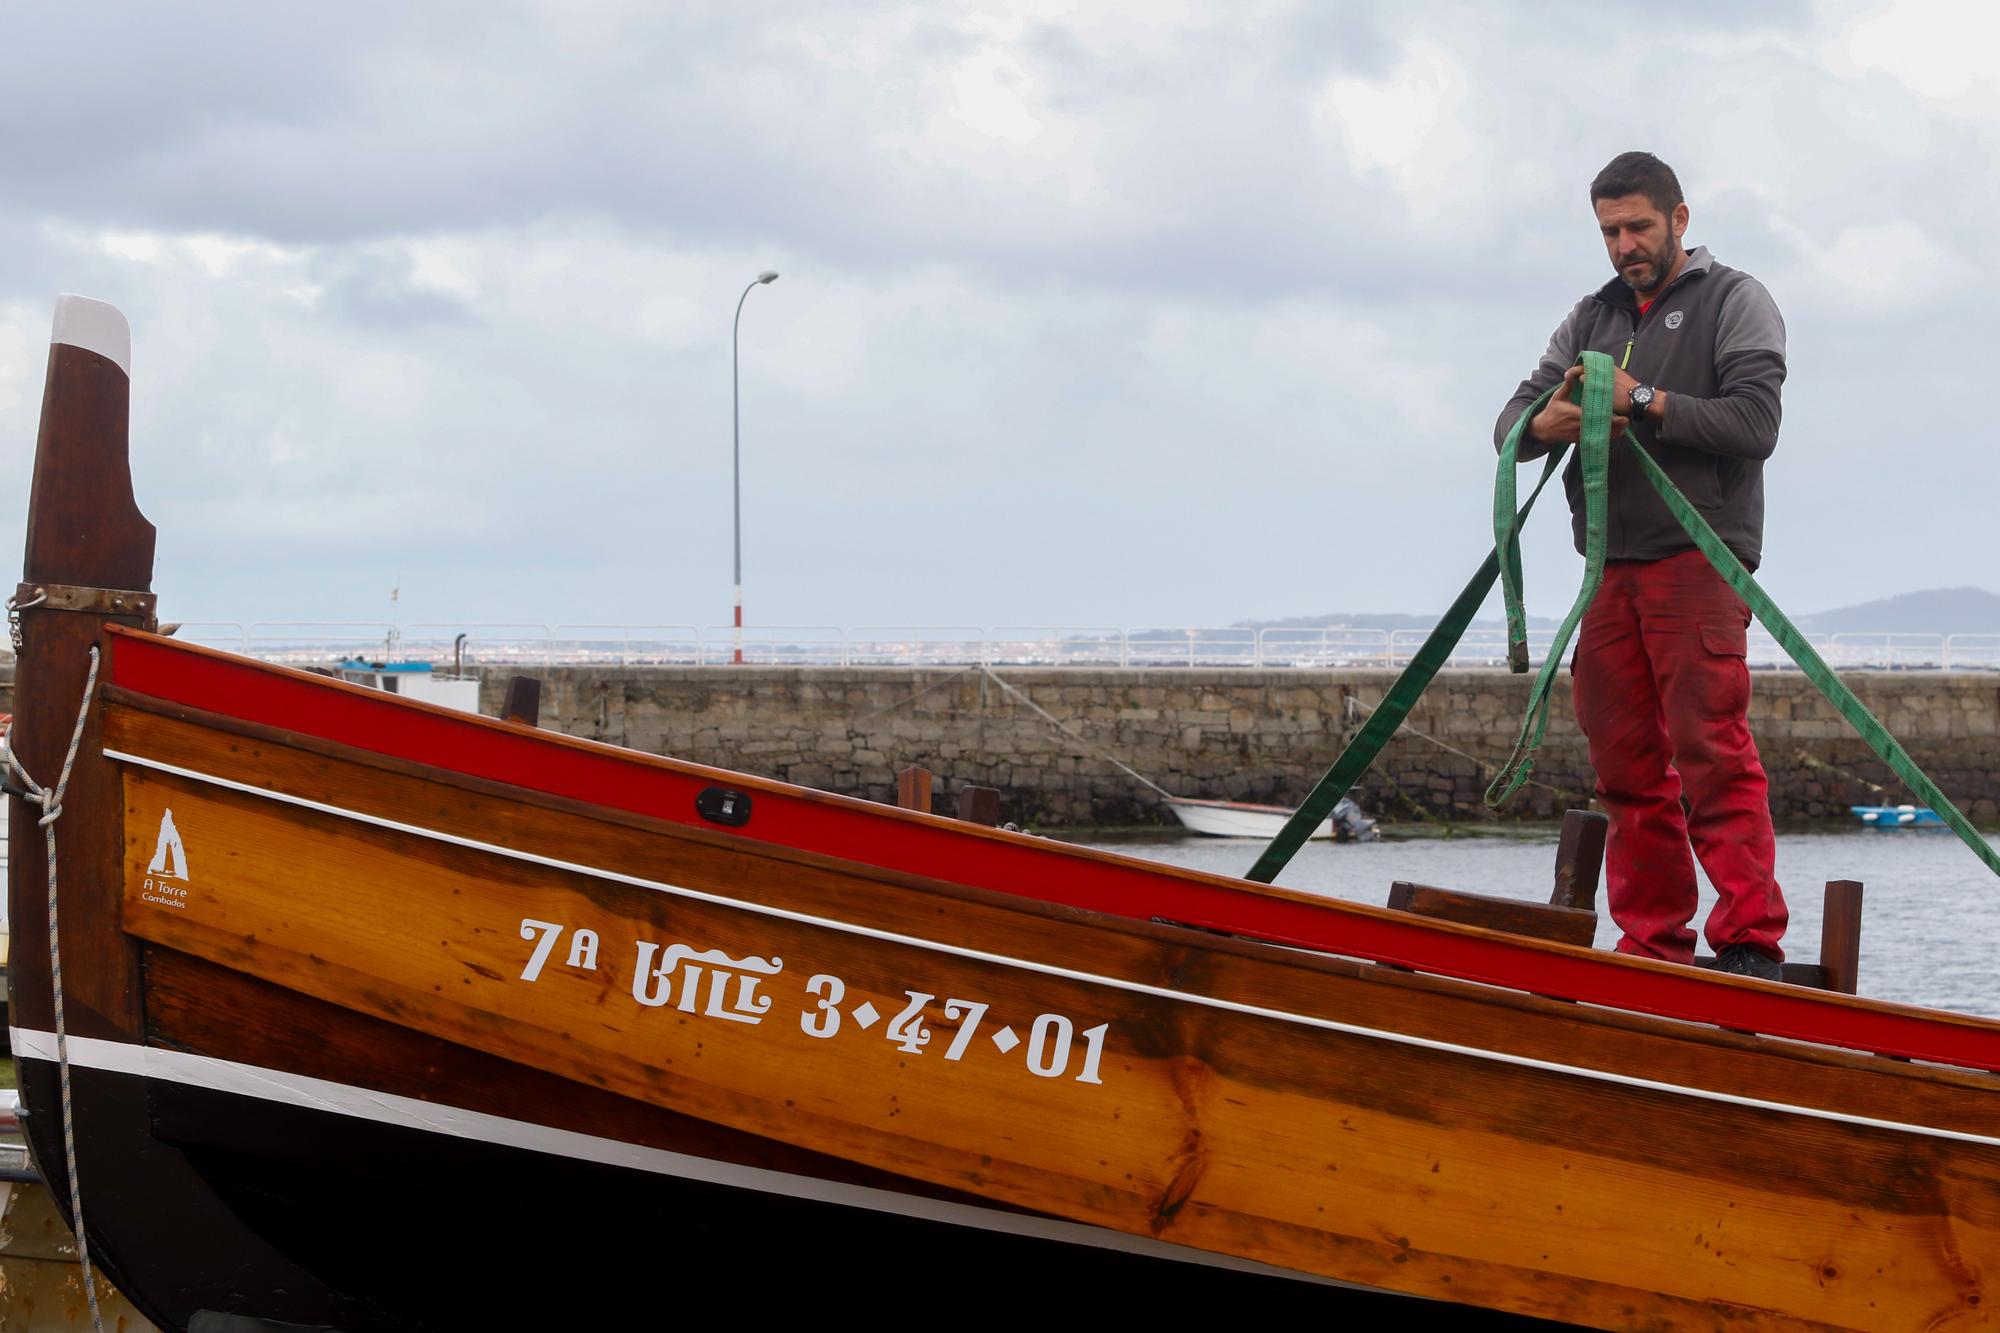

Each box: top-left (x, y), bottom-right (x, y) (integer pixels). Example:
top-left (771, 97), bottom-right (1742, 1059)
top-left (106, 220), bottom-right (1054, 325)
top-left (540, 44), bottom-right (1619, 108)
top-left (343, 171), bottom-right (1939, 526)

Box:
top-left (103, 627), bottom-right (2000, 1073)
top-left (102, 697), bottom-right (2000, 1144)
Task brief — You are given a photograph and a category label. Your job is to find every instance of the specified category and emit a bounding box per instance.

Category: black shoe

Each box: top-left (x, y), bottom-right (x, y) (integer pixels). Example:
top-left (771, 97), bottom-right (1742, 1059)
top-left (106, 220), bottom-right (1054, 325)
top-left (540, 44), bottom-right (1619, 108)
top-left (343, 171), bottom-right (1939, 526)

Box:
top-left (1714, 943), bottom-right (1783, 982)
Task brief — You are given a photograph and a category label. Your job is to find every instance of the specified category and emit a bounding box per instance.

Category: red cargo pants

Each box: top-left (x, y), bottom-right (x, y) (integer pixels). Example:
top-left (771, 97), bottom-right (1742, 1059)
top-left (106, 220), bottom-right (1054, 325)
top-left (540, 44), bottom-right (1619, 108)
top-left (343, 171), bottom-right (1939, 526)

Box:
top-left (1571, 550), bottom-right (1788, 963)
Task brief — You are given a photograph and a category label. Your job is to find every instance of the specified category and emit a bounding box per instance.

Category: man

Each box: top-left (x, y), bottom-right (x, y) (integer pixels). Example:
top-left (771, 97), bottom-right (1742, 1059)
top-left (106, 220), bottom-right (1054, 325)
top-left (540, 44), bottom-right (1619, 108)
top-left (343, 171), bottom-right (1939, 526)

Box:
top-left (1494, 151), bottom-right (1789, 979)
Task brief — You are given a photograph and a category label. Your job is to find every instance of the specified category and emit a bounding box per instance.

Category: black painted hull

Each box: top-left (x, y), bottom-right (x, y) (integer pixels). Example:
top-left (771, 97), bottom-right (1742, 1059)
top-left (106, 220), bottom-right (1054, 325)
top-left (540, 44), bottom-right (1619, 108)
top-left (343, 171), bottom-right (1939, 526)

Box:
top-left (18, 1051), bottom-right (1572, 1332)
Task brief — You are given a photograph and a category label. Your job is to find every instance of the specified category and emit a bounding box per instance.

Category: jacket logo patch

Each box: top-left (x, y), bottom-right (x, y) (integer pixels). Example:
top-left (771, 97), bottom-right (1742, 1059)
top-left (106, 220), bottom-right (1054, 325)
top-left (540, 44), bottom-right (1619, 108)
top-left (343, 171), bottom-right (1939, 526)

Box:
top-left (1664, 310), bottom-right (1684, 329)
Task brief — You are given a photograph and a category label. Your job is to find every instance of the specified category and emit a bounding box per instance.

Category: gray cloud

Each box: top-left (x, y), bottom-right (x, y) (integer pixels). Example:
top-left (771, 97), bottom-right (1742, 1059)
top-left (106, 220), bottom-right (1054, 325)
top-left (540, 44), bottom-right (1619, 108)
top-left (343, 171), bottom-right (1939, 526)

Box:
top-left (0, 1), bottom-right (1990, 635)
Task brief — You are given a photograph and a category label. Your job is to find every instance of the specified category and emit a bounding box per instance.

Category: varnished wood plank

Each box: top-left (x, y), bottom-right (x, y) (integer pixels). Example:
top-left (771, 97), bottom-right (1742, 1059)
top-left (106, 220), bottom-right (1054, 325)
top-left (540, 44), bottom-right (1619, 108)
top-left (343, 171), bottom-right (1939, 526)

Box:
top-left (1388, 882), bottom-right (1598, 949)
top-left (144, 946), bottom-right (1006, 1208)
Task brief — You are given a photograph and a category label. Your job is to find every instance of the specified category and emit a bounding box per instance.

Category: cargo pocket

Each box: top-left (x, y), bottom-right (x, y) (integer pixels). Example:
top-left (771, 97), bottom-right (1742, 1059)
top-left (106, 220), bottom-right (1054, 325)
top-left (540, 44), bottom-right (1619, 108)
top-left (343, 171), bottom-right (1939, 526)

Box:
top-left (1699, 622), bottom-right (1747, 659)
top-left (1697, 621), bottom-right (1750, 717)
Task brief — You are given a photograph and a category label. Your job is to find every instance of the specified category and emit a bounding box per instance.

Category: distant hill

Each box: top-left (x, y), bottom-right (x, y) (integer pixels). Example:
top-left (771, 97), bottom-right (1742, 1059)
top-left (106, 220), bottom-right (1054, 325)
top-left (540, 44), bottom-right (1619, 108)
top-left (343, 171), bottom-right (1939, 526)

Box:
top-left (1246, 587), bottom-right (2000, 635)
top-left (1790, 587), bottom-right (2000, 634)
top-left (1237, 610), bottom-right (1560, 631)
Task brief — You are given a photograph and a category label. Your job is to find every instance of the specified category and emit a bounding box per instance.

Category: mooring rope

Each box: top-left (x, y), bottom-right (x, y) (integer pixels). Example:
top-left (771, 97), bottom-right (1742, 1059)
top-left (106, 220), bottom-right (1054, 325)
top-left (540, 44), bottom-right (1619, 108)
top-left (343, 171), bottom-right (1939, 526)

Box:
top-left (1795, 749), bottom-right (1890, 799)
top-left (1341, 692), bottom-right (1583, 804)
top-left (2, 645), bottom-right (106, 1333)
top-left (976, 666), bottom-right (1176, 798)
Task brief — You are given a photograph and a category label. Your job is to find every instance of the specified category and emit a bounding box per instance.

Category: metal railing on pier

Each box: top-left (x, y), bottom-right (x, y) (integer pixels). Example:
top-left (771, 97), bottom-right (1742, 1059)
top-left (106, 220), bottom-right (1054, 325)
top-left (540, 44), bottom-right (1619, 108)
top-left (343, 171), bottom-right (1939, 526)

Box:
top-left (156, 623), bottom-right (2000, 672)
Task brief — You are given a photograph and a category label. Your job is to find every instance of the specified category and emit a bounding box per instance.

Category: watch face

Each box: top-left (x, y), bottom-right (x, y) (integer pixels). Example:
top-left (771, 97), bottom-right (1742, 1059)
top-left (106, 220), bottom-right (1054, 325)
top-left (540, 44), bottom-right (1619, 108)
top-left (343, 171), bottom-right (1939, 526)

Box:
top-left (1631, 385), bottom-right (1654, 409)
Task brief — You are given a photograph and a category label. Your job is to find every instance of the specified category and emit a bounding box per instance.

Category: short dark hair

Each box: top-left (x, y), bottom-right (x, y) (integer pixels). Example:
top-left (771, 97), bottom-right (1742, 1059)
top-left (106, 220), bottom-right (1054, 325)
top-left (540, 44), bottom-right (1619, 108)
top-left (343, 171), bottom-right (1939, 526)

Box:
top-left (1590, 152), bottom-right (1683, 217)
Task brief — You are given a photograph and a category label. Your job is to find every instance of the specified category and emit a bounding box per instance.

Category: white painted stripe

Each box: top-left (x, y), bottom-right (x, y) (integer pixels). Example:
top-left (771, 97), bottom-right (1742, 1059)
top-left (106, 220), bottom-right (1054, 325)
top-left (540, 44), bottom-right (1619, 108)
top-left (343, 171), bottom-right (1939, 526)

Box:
top-left (51, 295), bottom-right (130, 376)
top-left (8, 1028), bottom-right (1359, 1291)
top-left (105, 748), bottom-right (2000, 1148)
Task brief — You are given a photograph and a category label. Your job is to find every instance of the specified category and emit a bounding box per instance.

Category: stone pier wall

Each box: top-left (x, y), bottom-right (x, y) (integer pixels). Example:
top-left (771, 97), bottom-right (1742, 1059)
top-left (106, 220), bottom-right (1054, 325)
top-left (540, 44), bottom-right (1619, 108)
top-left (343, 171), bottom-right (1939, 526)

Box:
top-left (3, 657), bottom-right (1988, 827)
top-left (472, 666), bottom-right (2000, 828)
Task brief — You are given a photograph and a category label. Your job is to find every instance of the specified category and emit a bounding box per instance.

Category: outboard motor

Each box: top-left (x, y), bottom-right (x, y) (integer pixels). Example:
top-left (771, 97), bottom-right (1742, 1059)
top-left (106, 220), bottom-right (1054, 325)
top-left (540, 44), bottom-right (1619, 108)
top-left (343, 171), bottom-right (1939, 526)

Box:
top-left (1331, 796), bottom-right (1380, 843)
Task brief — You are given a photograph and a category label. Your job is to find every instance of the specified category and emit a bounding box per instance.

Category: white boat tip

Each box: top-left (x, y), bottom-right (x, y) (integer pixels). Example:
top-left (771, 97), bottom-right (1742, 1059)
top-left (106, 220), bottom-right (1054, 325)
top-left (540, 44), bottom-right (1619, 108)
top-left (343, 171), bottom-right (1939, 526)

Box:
top-left (51, 294), bottom-right (131, 376)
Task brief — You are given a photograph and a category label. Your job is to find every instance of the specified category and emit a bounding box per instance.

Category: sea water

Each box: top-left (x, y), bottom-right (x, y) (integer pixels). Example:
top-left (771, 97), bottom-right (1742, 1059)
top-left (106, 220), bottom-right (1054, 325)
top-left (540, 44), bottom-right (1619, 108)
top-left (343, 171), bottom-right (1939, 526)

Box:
top-left (1073, 826), bottom-right (2000, 1019)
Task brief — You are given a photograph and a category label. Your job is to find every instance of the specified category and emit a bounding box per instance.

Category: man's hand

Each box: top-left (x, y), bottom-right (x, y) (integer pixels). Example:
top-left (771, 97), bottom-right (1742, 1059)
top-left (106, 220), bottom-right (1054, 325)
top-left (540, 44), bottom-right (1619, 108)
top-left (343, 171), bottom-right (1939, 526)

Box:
top-left (1605, 362), bottom-right (1639, 417)
top-left (1585, 360), bottom-right (1667, 421)
top-left (1529, 365), bottom-right (1630, 445)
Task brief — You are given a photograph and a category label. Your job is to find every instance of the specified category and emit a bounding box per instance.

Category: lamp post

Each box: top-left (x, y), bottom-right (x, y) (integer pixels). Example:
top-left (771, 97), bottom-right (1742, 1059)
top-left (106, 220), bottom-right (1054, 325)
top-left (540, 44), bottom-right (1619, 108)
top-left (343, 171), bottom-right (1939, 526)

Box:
top-left (732, 270), bottom-right (779, 665)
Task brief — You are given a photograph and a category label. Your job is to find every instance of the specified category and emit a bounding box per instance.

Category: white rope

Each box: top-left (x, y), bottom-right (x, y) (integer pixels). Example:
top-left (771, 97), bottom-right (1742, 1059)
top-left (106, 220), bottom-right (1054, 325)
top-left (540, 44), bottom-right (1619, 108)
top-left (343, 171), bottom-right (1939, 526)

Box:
top-left (977, 667), bottom-right (1176, 798)
top-left (1343, 691), bottom-right (1582, 803)
top-left (2, 645), bottom-right (106, 1333)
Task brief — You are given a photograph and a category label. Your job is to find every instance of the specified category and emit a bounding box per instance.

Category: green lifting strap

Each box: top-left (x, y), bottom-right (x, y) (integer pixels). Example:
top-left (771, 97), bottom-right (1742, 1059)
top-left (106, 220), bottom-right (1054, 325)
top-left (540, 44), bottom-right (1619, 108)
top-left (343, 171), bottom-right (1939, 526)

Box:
top-left (1243, 409), bottom-right (1571, 885)
top-left (1248, 348), bottom-right (2000, 884)
top-left (1486, 352), bottom-right (1612, 806)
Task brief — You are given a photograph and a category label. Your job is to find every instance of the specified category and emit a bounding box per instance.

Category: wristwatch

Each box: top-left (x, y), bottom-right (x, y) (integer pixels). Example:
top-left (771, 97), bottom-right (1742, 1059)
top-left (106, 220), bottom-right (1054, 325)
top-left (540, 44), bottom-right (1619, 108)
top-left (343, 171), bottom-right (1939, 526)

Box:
top-left (1628, 383), bottom-right (1656, 418)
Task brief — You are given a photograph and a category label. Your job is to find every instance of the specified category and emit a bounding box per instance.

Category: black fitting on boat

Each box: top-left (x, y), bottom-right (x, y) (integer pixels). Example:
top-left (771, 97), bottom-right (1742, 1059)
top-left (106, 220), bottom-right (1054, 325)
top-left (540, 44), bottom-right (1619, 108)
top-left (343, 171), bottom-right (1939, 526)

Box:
top-left (696, 787), bottom-right (753, 827)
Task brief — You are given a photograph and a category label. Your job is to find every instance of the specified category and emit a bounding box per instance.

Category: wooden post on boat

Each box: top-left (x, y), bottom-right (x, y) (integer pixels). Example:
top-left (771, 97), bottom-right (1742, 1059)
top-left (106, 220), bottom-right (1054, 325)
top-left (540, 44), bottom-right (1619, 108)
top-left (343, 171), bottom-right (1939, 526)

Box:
top-left (896, 765), bottom-right (934, 813)
top-left (502, 675), bottom-right (542, 727)
top-left (9, 296), bottom-right (155, 1046)
top-left (1820, 879), bottom-right (1864, 996)
top-left (956, 784), bottom-right (1002, 826)
top-left (1550, 808), bottom-right (1608, 911)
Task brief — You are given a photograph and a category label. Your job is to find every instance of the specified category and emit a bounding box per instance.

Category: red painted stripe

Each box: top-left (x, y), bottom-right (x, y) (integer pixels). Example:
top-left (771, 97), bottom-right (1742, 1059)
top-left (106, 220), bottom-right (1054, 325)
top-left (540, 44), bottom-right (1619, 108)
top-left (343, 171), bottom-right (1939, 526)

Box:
top-left (106, 630), bottom-right (2000, 1074)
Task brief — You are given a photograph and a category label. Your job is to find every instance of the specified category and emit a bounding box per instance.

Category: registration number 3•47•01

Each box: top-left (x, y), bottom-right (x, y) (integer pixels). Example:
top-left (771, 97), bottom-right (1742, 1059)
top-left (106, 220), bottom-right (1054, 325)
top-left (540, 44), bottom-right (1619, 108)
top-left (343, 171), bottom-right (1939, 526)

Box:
top-left (517, 918), bottom-right (1111, 1087)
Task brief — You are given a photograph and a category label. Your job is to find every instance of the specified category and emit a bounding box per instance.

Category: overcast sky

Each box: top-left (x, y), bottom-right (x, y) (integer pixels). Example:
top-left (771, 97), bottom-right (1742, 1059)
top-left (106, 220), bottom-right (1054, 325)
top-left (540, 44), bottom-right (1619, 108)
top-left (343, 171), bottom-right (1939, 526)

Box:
top-left (1, 1), bottom-right (1993, 642)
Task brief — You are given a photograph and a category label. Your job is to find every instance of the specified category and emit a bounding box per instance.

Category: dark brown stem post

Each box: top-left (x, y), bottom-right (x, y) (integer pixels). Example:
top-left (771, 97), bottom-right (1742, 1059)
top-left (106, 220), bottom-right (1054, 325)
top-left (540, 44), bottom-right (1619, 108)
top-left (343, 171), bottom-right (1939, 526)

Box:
top-left (10, 296), bottom-right (156, 1043)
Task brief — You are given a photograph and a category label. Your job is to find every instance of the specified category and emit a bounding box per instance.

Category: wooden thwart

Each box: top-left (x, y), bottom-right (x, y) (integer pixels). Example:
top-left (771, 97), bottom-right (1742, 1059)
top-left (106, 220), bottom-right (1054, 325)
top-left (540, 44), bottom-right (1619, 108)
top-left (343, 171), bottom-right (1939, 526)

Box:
top-left (1386, 881), bottom-right (1597, 948)
top-left (1387, 809), bottom-right (1865, 996)
top-left (1387, 809), bottom-right (1608, 948)
top-left (956, 784), bottom-right (1002, 826)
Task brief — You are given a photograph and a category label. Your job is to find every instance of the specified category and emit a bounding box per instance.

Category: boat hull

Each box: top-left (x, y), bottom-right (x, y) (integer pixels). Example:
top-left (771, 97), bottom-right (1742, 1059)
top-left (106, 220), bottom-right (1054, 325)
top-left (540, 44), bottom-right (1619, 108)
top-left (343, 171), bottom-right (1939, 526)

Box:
top-left (18, 654), bottom-right (1992, 1330)
top-left (1165, 797), bottom-right (1333, 839)
top-left (1851, 804), bottom-right (1948, 828)
top-left (18, 1042), bottom-right (1450, 1330)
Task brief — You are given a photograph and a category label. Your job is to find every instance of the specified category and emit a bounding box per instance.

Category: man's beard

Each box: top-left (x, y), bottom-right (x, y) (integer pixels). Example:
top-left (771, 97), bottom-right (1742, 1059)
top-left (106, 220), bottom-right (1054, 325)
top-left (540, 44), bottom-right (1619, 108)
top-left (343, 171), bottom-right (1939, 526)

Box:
top-left (1619, 238), bottom-right (1680, 295)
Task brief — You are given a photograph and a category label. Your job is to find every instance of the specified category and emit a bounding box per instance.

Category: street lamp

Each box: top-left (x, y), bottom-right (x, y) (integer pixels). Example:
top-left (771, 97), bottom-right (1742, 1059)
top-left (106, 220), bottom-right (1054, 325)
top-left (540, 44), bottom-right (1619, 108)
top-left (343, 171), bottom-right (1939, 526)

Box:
top-left (732, 269), bottom-right (779, 665)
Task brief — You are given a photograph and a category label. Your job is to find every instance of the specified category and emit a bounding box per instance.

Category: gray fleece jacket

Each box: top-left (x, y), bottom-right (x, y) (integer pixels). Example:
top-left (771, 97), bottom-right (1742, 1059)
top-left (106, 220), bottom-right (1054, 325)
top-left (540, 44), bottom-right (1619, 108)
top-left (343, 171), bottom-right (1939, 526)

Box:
top-left (1493, 246), bottom-right (1786, 570)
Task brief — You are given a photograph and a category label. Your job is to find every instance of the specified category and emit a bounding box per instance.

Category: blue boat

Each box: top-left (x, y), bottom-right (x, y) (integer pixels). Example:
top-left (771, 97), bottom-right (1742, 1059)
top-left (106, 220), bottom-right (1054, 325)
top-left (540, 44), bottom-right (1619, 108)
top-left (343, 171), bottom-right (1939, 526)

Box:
top-left (1850, 803), bottom-right (1947, 827)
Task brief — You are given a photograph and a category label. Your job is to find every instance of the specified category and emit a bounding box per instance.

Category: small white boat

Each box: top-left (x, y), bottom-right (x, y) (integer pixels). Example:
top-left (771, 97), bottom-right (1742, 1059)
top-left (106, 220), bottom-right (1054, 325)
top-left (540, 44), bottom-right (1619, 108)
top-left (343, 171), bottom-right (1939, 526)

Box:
top-left (1165, 796), bottom-right (1378, 841)
top-left (333, 657), bottom-right (480, 712)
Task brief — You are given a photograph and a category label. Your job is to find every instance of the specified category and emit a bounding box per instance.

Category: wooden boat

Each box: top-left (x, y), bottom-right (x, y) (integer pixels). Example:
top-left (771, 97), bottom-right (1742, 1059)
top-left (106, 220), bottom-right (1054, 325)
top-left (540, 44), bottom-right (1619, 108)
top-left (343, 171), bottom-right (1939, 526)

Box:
top-left (1166, 795), bottom-right (1334, 839)
top-left (9, 297), bottom-right (2000, 1331)
top-left (1164, 795), bottom-right (1378, 841)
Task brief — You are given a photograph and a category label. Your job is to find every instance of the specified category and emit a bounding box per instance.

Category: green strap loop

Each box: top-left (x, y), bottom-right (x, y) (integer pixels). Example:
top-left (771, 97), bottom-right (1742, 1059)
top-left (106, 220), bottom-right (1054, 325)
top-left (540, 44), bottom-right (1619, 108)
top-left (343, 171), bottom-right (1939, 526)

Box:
top-left (1486, 350), bottom-right (1615, 806)
top-left (1250, 351), bottom-right (2000, 885)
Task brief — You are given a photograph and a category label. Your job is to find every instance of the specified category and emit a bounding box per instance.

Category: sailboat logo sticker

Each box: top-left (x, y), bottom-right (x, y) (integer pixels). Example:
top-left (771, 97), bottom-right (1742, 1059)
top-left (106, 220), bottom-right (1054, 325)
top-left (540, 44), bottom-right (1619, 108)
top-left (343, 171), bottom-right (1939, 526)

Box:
top-left (142, 808), bottom-right (191, 909)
